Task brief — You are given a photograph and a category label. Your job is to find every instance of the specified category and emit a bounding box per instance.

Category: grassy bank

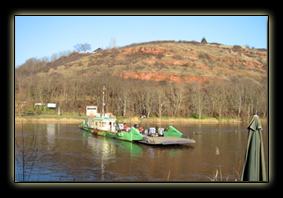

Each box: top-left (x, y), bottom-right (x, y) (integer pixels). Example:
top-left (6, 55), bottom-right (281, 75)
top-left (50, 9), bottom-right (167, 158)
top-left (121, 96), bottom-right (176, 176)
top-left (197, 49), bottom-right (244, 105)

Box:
top-left (15, 115), bottom-right (266, 124)
top-left (123, 116), bottom-right (245, 124)
top-left (15, 115), bottom-right (84, 123)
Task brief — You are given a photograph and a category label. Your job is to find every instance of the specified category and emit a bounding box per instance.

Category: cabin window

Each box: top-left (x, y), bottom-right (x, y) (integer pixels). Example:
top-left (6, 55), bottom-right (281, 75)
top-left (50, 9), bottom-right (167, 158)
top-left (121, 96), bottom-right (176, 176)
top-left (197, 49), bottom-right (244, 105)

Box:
top-left (102, 122), bottom-right (106, 127)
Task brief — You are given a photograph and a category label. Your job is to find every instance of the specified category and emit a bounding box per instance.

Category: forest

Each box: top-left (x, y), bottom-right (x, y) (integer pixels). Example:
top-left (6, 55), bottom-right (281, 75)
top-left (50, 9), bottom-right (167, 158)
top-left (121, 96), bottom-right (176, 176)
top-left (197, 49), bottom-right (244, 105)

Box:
top-left (15, 68), bottom-right (267, 120)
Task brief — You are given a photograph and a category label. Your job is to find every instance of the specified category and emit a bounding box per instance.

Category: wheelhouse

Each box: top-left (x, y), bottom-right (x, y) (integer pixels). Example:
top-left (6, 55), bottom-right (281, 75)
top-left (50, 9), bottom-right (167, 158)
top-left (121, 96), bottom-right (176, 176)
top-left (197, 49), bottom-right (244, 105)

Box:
top-left (88, 117), bottom-right (116, 132)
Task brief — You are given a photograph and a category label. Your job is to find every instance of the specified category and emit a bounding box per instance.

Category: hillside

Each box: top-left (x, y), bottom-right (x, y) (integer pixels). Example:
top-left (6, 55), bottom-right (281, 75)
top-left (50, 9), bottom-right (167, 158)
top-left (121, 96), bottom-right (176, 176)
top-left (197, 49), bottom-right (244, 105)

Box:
top-left (15, 40), bottom-right (267, 119)
top-left (18, 40), bottom-right (267, 84)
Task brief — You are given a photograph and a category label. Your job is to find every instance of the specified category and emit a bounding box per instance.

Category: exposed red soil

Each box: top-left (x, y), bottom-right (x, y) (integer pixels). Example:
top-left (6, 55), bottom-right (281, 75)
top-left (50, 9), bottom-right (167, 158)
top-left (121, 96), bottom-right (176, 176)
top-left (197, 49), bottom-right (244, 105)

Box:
top-left (115, 56), bottom-right (125, 60)
top-left (121, 47), bottom-right (167, 55)
top-left (243, 61), bottom-right (263, 67)
top-left (236, 50), bottom-right (267, 57)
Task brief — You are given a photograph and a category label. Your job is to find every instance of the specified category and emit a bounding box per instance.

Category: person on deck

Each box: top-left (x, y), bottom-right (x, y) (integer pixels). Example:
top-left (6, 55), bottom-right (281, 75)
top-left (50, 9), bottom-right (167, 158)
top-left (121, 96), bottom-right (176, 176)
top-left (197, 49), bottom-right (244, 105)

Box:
top-left (139, 126), bottom-right (143, 134)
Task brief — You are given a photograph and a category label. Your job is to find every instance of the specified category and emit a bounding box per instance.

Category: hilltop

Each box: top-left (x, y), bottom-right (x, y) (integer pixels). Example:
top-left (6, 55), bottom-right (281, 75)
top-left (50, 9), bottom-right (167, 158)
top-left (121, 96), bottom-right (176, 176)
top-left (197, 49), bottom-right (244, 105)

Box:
top-left (15, 40), bottom-right (267, 119)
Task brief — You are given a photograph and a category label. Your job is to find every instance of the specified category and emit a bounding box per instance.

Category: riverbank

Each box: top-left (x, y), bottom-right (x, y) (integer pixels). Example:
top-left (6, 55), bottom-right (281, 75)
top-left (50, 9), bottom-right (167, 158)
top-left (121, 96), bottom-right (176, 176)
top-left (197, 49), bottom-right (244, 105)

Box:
top-left (123, 117), bottom-right (243, 124)
top-left (15, 115), bottom-right (267, 124)
top-left (15, 115), bottom-right (84, 123)
top-left (123, 116), bottom-right (267, 124)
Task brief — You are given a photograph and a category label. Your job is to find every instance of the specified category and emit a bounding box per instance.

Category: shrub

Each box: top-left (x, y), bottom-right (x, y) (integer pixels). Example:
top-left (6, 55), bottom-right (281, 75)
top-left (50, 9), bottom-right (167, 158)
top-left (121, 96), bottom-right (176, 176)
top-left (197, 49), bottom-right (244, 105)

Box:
top-left (198, 52), bottom-right (211, 60)
top-left (35, 110), bottom-right (42, 115)
top-left (232, 45), bottom-right (242, 52)
top-left (156, 53), bottom-right (165, 60)
top-left (190, 113), bottom-right (198, 119)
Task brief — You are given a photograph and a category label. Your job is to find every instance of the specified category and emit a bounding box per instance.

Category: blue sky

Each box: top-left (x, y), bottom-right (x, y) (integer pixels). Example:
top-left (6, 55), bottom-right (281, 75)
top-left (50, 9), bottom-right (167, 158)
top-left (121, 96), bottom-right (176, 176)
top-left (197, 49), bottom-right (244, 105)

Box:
top-left (15, 16), bottom-right (267, 67)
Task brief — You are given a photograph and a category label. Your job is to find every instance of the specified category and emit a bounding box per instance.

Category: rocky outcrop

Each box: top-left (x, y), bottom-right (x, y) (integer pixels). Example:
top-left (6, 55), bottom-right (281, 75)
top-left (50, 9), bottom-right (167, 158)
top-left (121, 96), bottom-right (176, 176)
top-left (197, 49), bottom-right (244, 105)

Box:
top-left (243, 61), bottom-right (263, 67)
top-left (121, 47), bottom-right (167, 54)
top-left (139, 47), bottom-right (167, 54)
top-left (121, 49), bottom-right (132, 54)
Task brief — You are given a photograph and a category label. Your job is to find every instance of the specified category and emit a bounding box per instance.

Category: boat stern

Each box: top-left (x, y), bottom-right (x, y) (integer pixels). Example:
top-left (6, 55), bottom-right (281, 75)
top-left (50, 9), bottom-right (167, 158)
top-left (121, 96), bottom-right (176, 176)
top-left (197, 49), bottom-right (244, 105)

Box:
top-left (130, 127), bottom-right (143, 141)
top-left (164, 126), bottom-right (183, 138)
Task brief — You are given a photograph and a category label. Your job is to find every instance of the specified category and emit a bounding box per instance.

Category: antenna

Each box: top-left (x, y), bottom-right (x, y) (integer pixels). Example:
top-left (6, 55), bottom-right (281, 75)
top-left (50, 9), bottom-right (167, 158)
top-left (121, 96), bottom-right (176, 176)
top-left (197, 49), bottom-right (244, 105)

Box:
top-left (102, 86), bottom-right (106, 118)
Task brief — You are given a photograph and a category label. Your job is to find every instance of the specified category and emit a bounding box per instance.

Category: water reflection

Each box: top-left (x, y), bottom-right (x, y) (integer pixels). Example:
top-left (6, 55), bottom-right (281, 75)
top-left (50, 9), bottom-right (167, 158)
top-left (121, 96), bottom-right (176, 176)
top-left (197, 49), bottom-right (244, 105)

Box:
top-left (15, 122), bottom-right (268, 181)
top-left (46, 123), bottom-right (56, 151)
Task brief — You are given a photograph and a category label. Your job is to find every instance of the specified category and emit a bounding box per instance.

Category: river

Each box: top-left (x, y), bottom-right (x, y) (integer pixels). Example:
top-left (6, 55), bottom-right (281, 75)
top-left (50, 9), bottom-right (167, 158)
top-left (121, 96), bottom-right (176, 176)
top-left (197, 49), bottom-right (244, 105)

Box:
top-left (15, 121), bottom-right (268, 181)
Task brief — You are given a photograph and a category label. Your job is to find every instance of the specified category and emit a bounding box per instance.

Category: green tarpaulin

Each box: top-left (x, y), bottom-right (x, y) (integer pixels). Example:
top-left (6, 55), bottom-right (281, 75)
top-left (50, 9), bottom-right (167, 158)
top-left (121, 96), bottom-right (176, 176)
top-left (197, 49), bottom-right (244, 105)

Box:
top-left (240, 115), bottom-right (266, 181)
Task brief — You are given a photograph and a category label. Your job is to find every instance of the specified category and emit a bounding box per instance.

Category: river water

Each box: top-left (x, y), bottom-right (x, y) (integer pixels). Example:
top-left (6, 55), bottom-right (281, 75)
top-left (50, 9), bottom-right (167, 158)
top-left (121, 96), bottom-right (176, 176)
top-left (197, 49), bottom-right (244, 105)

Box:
top-left (15, 121), bottom-right (268, 182)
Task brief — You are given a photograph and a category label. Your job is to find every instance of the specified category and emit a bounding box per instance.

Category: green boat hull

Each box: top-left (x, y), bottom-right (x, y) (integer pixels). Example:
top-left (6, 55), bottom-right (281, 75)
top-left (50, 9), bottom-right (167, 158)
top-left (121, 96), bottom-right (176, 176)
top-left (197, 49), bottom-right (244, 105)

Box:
top-left (164, 126), bottom-right (183, 138)
top-left (79, 121), bottom-right (194, 145)
top-left (79, 123), bottom-right (143, 142)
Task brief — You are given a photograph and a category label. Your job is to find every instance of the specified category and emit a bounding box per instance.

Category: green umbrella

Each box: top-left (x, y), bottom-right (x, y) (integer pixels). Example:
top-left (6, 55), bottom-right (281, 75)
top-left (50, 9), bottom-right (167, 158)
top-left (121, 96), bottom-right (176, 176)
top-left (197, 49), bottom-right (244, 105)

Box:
top-left (240, 115), bottom-right (266, 181)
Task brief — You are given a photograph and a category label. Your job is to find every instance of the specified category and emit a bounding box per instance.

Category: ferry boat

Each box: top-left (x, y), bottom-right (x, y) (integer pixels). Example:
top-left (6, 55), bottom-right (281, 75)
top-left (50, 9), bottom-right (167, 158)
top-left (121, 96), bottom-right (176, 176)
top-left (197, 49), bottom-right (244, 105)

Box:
top-left (79, 86), bottom-right (195, 145)
top-left (79, 118), bottom-right (195, 145)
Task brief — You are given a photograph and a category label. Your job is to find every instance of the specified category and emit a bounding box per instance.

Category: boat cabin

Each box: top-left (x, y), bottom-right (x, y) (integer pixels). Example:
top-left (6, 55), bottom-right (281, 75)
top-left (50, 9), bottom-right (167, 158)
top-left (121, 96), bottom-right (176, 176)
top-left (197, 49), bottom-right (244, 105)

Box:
top-left (88, 117), bottom-right (116, 132)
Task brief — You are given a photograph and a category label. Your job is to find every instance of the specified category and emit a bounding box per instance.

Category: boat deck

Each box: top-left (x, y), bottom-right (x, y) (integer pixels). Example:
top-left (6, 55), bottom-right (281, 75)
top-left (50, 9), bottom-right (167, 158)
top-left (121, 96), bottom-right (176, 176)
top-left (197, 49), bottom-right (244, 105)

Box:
top-left (137, 135), bottom-right (195, 145)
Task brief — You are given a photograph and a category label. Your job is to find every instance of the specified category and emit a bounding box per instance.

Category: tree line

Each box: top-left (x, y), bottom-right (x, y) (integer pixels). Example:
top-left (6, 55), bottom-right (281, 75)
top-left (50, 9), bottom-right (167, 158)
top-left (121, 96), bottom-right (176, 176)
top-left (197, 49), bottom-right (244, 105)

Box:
top-left (15, 68), bottom-right (267, 120)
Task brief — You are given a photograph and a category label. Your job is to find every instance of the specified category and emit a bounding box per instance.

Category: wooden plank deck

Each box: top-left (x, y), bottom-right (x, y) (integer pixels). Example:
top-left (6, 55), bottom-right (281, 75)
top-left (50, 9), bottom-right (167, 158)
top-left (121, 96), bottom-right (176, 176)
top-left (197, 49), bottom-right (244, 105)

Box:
top-left (137, 135), bottom-right (195, 145)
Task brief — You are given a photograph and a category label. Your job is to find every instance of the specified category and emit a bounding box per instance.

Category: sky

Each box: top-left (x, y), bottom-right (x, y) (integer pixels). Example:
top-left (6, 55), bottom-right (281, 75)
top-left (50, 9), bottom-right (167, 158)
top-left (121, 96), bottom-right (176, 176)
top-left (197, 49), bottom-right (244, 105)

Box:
top-left (15, 16), bottom-right (267, 67)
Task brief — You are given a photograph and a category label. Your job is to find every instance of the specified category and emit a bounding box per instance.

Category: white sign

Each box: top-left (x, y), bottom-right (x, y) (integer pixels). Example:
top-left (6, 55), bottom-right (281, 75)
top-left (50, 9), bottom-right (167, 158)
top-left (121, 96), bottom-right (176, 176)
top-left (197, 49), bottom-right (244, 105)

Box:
top-left (34, 103), bottom-right (45, 106)
top-left (47, 103), bottom-right (56, 108)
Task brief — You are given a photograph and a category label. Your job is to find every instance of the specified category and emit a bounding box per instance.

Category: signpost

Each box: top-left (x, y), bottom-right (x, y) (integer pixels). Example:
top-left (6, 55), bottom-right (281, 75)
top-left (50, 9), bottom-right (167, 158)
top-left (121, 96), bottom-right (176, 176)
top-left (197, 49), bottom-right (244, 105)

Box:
top-left (47, 103), bottom-right (56, 108)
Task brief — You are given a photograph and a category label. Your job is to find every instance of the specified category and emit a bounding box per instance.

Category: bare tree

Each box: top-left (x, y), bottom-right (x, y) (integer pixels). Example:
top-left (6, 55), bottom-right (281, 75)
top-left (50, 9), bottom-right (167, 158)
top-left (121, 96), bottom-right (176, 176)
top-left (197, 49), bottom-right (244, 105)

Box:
top-left (35, 75), bottom-right (48, 109)
top-left (214, 82), bottom-right (228, 120)
top-left (69, 77), bottom-right (82, 103)
top-left (155, 87), bottom-right (169, 119)
top-left (253, 84), bottom-right (264, 116)
top-left (15, 123), bottom-right (38, 181)
top-left (74, 43), bottom-right (91, 53)
top-left (109, 37), bottom-right (117, 49)
top-left (231, 77), bottom-right (245, 118)
top-left (141, 87), bottom-right (155, 118)
top-left (117, 86), bottom-right (130, 117)
top-left (51, 52), bottom-right (59, 61)
top-left (206, 83), bottom-right (219, 117)
top-left (257, 80), bottom-right (267, 117)
top-left (189, 83), bottom-right (207, 119)
top-left (243, 79), bottom-right (256, 120)
top-left (169, 83), bottom-right (186, 117)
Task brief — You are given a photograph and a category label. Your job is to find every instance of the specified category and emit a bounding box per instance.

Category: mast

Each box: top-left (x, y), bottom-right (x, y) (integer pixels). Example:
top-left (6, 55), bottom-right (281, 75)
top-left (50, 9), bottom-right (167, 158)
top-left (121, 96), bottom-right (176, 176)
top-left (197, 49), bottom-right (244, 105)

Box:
top-left (102, 86), bottom-right (106, 118)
